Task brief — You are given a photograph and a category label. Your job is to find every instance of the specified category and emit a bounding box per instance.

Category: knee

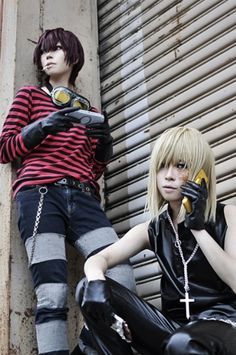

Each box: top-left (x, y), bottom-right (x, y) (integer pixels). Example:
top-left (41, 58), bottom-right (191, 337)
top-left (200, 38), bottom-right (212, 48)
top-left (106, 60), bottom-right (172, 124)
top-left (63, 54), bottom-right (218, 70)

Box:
top-left (164, 329), bottom-right (209, 355)
top-left (164, 330), bottom-right (191, 354)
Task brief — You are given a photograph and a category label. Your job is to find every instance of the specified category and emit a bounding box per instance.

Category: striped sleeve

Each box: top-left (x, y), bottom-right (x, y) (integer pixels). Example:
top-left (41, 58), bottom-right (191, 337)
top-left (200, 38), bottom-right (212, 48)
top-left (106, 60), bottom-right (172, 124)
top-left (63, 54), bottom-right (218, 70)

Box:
top-left (93, 158), bottom-right (107, 180)
top-left (0, 87), bottom-right (32, 163)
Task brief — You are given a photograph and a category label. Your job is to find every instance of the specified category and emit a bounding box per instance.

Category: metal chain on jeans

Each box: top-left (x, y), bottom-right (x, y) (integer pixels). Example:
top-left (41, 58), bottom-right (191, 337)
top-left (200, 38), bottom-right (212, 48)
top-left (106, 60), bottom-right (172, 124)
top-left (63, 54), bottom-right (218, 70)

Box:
top-left (28, 186), bottom-right (48, 267)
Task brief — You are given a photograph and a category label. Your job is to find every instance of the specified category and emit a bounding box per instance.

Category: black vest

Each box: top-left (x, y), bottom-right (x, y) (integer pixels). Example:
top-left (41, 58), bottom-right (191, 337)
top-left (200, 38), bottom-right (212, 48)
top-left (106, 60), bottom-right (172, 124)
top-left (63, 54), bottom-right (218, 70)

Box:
top-left (148, 203), bottom-right (236, 323)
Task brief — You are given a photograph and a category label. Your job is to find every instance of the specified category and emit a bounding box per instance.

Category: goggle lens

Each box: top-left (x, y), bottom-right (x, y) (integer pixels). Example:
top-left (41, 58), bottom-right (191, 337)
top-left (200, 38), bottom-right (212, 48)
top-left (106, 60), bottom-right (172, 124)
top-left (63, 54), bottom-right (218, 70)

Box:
top-left (51, 86), bottom-right (91, 110)
top-left (53, 90), bottom-right (71, 106)
top-left (71, 98), bottom-right (90, 110)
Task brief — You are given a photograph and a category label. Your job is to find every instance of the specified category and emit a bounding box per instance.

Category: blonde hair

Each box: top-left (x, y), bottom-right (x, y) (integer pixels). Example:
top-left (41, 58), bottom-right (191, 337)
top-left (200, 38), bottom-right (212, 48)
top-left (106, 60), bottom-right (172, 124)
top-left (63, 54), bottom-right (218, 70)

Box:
top-left (147, 126), bottom-right (216, 221)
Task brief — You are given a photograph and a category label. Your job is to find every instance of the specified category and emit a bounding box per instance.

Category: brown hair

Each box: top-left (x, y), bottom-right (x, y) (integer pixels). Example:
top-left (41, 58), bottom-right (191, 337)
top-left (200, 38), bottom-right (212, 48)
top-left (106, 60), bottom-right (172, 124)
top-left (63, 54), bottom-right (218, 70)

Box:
top-left (33, 28), bottom-right (84, 86)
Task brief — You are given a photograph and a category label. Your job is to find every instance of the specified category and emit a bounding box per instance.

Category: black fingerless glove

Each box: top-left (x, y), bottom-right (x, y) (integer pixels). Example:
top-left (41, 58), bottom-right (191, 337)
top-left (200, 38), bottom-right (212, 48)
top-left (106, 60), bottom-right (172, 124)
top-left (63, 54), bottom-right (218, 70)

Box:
top-left (81, 280), bottom-right (115, 326)
top-left (86, 111), bottom-right (113, 162)
top-left (181, 179), bottom-right (208, 230)
top-left (21, 107), bottom-right (78, 149)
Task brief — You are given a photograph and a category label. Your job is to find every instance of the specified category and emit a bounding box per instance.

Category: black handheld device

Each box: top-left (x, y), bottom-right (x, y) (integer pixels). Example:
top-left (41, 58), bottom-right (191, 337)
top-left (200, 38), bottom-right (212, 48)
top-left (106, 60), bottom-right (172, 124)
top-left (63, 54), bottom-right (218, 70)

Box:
top-left (65, 109), bottom-right (105, 126)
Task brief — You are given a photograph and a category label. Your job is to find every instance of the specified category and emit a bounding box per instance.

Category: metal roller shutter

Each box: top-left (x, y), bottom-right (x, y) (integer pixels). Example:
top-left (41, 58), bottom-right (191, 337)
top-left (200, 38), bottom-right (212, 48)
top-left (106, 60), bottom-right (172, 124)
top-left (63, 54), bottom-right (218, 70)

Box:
top-left (97, 0), bottom-right (236, 307)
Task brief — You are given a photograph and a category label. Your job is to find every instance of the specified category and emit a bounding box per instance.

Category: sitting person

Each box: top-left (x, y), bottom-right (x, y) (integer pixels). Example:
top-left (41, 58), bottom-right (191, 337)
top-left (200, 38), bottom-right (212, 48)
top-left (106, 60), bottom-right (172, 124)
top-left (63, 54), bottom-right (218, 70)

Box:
top-left (77, 126), bottom-right (236, 355)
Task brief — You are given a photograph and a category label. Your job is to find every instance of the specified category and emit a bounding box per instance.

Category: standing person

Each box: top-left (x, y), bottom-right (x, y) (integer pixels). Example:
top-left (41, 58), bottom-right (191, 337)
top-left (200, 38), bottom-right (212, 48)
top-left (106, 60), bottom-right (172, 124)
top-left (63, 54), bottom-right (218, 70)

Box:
top-left (0, 28), bottom-right (136, 355)
top-left (77, 126), bottom-right (236, 355)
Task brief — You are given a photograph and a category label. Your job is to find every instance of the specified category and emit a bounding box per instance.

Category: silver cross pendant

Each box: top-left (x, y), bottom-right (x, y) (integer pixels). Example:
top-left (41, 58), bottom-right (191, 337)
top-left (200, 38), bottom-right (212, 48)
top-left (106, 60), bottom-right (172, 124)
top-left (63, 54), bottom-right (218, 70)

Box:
top-left (180, 292), bottom-right (195, 319)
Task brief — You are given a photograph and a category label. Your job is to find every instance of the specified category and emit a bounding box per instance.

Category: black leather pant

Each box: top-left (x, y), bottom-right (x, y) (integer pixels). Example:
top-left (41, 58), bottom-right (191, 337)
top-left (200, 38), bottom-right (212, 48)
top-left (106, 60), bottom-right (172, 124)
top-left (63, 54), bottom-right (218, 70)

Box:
top-left (77, 277), bottom-right (236, 355)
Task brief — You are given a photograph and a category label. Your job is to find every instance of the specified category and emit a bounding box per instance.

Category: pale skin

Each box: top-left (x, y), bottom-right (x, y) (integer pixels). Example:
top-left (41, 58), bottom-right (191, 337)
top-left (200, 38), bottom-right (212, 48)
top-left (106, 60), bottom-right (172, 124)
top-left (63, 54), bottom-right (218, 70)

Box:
top-left (84, 162), bottom-right (236, 294)
top-left (40, 43), bottom-right (74, 91)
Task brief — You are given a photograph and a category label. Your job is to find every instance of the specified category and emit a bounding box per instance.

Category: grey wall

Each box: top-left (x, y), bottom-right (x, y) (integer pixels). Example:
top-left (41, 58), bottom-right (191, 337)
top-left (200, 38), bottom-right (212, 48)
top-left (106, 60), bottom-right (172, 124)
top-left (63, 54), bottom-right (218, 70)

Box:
top-left (0, 1), bottom-right (100, 353)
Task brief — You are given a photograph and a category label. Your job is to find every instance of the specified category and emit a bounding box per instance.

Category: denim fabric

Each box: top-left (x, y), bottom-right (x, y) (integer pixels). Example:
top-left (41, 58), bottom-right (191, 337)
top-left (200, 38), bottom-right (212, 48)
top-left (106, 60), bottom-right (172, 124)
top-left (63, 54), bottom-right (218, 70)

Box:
top-left (16, 185), bottom-right (136, 354)
top-left (16, 185), bottom-right (113, 245)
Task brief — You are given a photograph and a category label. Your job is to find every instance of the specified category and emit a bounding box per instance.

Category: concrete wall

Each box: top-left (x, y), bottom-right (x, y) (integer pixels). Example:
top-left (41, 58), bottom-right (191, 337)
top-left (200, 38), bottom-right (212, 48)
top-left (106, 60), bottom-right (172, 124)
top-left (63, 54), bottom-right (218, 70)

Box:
top-left (0, 1), bottom-right (100, 353)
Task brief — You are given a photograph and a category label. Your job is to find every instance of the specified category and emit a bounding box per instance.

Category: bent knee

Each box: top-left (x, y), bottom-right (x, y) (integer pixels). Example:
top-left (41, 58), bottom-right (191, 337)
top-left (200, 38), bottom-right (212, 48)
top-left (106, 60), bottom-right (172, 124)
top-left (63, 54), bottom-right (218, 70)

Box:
top-left (75, 277), bottom-right (87, 305)
top-left (164, 330), bottom-right (209, 355)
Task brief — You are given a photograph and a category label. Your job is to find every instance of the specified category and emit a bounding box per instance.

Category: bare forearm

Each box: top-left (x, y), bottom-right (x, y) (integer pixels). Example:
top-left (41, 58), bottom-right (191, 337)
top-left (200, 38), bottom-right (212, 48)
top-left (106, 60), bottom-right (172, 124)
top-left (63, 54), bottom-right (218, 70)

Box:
top-left (84, 254), bottom-right (108, 281)
top-left (192, 229), bottom-right (236, 293)
top-left (84, 221), bottom-right (150, 282)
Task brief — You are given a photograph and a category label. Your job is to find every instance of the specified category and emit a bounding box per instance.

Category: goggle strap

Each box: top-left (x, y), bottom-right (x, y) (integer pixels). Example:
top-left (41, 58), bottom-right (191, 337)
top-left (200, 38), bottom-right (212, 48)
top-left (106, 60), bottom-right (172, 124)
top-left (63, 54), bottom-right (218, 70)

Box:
top-left (45, 81), bottom-right (53, 93)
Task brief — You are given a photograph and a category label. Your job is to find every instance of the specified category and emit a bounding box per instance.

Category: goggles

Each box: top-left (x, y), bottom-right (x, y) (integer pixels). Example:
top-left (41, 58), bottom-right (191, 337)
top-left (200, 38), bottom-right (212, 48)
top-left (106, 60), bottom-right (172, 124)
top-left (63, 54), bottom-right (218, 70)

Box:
top-left (51, 86), bottom-right (91, 110)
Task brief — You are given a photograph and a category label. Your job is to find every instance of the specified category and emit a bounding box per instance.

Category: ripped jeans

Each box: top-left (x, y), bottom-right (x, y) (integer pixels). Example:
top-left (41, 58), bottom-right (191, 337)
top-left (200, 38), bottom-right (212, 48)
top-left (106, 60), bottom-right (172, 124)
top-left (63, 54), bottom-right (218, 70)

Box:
top-left (16, 184), bottom-right (136, 355)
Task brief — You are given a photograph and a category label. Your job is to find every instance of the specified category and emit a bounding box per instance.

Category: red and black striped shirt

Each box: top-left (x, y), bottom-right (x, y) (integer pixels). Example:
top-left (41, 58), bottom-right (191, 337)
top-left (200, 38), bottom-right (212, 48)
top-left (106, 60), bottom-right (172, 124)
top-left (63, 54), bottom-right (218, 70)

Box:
top-left (0, 85), bottom-right (107, 197)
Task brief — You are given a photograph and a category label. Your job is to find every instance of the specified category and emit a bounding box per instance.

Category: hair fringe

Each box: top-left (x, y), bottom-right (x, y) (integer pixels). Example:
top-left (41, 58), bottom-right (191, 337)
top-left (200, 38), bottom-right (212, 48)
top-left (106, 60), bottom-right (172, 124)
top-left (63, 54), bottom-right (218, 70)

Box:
top-left (33, 28), bottom-right (84, 86)
top-left (146, 126), bottom-right (216, 222)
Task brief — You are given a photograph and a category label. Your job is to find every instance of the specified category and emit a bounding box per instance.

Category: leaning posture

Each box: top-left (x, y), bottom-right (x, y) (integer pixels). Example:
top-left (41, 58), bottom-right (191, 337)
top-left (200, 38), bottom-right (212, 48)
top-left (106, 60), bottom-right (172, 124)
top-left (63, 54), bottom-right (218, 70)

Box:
top-left (0, 28), bottom-right (135, 355)
top-left (78, 126), bottom-right (236, 355)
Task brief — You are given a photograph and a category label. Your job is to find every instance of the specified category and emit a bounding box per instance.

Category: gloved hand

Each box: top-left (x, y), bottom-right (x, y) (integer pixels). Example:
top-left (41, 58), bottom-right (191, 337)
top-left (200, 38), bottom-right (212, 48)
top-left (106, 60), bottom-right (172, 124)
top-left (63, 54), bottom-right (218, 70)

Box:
top-left (21, 107), bottom-right (78, 149)
top-left (81, 280), bottom-right (115, 326)
top-left (86, 111), bottom-right (113, 144)
top-left (86, 111), bottom-right (113, 161)
top-left (181, 179), bottom-right (208, 230)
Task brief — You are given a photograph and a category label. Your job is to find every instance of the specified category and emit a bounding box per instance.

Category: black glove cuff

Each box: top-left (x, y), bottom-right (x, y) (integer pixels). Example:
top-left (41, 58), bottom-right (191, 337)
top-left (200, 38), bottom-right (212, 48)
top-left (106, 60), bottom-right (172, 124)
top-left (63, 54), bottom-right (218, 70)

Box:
top-left (95, 139), bottom-right (113, 162)
top-left (22, 121), bottom-right (46, 150)
top-left (184, 212), bottom-right (205, 230)
top-left (100, 135), bottom-right (113, 145)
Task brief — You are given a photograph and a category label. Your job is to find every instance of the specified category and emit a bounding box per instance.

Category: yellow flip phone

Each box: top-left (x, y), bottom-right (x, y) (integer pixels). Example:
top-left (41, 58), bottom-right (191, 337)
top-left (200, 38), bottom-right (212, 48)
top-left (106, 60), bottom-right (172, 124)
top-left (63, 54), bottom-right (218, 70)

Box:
top-left (182, 169), bottom-right (208, 213)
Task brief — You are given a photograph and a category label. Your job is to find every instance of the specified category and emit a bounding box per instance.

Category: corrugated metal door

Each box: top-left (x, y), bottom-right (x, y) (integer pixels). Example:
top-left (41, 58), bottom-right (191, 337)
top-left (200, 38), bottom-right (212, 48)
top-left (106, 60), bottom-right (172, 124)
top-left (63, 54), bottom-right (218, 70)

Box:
top-left (97, 0), bottom-right (236, 307)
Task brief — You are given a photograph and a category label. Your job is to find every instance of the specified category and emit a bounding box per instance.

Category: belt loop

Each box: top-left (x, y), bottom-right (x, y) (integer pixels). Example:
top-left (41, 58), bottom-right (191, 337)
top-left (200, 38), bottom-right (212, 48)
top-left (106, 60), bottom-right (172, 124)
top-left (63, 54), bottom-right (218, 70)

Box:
top-left (54, 178), bottom-right (94, 196)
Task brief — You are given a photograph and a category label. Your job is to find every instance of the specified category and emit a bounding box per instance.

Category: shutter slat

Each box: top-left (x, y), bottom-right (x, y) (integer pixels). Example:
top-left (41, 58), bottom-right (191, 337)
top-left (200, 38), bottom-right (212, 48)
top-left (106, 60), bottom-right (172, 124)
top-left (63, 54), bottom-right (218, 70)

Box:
top-left (98, 0), bottom-right (235, 304)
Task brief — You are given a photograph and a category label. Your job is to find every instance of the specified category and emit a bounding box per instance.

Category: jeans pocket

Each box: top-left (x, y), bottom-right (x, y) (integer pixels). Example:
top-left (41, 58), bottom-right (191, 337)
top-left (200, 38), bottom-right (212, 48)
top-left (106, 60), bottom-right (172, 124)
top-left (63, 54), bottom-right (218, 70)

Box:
top-left (15, 186), bottom-right (40, 201)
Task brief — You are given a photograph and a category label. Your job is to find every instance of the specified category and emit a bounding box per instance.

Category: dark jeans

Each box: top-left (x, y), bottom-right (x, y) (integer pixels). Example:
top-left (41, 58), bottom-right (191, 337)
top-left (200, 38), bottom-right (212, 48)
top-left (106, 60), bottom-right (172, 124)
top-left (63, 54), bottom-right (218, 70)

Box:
top-left (16, 185), bottom-right (136, 354)
top-left (77, 277), bottom-right (236, 355)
